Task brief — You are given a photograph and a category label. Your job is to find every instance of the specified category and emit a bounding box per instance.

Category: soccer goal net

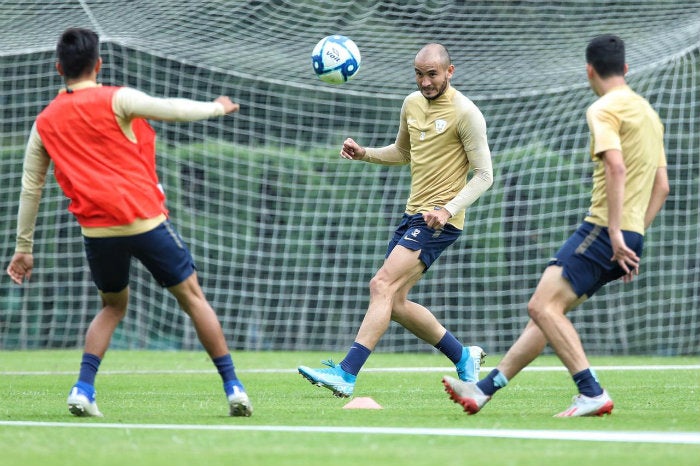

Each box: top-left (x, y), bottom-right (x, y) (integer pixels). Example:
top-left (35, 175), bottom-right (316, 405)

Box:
top-left (1, 0), bottom-right (698, 356)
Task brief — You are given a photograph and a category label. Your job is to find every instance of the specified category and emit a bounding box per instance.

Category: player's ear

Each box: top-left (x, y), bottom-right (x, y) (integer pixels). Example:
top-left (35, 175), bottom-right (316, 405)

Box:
top-left (56, 61), bottom-right (64, 76)
top-left (623, 63), bottom-right (629, 76)
top-left (585, 63), bottom-right (595, 79)
top-left (94, 57), bottom-right (102, 74)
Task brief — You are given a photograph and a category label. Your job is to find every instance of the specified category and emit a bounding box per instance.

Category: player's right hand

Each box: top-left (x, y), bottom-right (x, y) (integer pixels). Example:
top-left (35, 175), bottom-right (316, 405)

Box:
top-left (340, 138), bottom-right (366, 160)
top-left (7, 252), bottom-right (34, 285)
top-left (609, 229), bottom-right (639, 282)
top-left (214, 96), bottom-right (240, 114)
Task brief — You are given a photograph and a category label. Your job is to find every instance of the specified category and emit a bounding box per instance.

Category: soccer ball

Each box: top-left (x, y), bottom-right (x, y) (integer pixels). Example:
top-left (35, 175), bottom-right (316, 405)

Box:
top-left (311, 35), bottom-right (361, 84)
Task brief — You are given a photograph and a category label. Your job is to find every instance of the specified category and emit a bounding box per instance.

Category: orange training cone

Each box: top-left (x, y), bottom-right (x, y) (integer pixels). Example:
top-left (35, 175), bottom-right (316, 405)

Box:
top-left (343, 397), bottom-right (383, 409)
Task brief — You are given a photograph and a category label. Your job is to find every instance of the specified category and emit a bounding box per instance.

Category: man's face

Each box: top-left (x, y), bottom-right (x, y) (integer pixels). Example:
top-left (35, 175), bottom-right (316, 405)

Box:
top-left (415, 61), bottom-right (454, 100)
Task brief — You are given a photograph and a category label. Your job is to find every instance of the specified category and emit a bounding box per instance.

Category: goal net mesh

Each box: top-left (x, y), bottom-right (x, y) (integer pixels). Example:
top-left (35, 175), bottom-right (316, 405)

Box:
top-left (1, 0), bottom-right (698, 355)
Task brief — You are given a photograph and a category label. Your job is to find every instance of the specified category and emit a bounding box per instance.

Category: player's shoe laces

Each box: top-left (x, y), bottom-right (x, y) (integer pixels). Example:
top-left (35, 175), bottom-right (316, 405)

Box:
top-left (455, 346), bottom-right (486, 382)
top-left (442, 375), bottom-right (491, 415)
top-left (227, 383), bottom-right (253, 417)
top-left (554, 390), bottom-right (614, 417)
top-left (298, 359), bottom-right (356, 398)
top-left (67, 383), bottom-right (103, 417)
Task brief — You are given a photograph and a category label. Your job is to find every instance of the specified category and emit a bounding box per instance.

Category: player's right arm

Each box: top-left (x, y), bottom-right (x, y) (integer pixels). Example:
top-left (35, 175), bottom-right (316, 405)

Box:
top-left (7, 123), bottom-right (50, 284)
top-left (339, 138), bottom-right (409, 165)
top-left (340, 101), bottom-right (410, 165)
top-left (601, 148), bottom-right (640, 280)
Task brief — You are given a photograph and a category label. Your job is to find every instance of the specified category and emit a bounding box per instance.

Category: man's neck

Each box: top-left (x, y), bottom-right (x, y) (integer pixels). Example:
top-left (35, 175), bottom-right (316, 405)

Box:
top-left (598, 76), bottom-right (627, 96)
top-left (64, 73), bottom-right (97, 88)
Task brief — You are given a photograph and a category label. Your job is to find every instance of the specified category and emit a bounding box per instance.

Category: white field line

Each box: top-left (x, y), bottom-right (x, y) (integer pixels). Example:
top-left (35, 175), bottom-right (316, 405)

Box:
top-left (0, 420), bottom-right (698, 445)
top-left (2, 364), bottom-right (699, 376)
top-left (2, 365), bottom-right (698, 445)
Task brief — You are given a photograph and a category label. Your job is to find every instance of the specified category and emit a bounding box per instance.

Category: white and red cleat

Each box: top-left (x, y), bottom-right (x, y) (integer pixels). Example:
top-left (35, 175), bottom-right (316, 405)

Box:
top-left (554, 390), bottom-right (614, 417)
top-left (442, 375), bottom-right (491, 415)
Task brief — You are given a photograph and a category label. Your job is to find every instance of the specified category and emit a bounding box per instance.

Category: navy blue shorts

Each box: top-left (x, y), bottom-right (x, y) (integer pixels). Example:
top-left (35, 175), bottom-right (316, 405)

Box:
top-left (386, 213), bottom-right (462, 270)
top-left (83, 220), bottom-right (196, 293)
top-left (548, 221), bottom-right (644, 298)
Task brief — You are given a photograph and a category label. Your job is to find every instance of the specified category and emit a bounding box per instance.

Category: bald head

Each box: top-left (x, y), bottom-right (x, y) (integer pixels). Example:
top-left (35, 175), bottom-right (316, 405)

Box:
top-left (414, 43), bottom-right (454, 100)
top-left (415, 43), bottom-right (452, 69)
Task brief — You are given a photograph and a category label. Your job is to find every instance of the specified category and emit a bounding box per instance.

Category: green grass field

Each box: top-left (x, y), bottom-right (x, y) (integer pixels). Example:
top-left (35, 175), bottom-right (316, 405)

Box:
top-left (1, 350), bottom-right (698, 466)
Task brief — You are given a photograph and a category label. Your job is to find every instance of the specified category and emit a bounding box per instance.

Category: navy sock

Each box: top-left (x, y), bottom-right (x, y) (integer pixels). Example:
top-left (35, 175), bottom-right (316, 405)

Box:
top-left (78, 353), bottom-right (101, 386)
top-left (573, 368), bottom-right (603, 397)
top-left (213, 354), bottom-right (239, 395)
top-left (434, 331), bottom-right (463, 365)
top-left (476, 368), bottom-right (509, 396)
top-left (340, 342), bottom-right (372, 376)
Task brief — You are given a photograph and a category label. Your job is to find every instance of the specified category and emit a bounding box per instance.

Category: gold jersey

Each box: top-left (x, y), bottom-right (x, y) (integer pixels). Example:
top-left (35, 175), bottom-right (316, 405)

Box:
top-left (398, 86), bottom-right (491, 230)
top-left (584, 85), bottom-right (667, 235)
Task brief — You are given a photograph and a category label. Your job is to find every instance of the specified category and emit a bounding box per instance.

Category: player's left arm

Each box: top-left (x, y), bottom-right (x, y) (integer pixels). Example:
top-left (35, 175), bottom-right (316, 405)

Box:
top-left (644, 163), bottom-right (670, 230)
top-left (442, 106), bottom-right (494, 217)
top-left (114, 87), bottom-right (238, 122)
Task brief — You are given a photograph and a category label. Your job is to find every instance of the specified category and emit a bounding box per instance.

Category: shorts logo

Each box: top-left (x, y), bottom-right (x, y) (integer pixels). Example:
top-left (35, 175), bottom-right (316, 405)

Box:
top-left (435, 119), bottom-right (447, 134)
top-left (402, 228), bottom-right (422, 243)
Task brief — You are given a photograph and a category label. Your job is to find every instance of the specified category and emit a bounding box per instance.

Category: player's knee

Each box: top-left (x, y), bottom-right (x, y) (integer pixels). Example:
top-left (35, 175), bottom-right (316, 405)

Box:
top-left (527, 295), bottom-right (546, 322)
top-left (100, 288), bottom-right (129, 316)
top-left (368, 274), bottom-right (387, 296)
top-left (528, 294), bottom-right (567, 323)
top-left (100, 302), bottom-right (128, 322)
top-left (368, 273), bottom-right (394, 298)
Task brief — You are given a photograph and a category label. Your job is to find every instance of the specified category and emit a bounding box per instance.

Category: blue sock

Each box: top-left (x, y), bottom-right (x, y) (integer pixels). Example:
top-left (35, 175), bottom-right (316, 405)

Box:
top-left (476, 368), bottom-right (509, 396)
top-left (213, 354), bottom-right (241, 396)
top-left (340, 342), bottom-right (372, 376)
top-left (434, 331), bottom-right (463, 365)
top-left (73, 381), bottom-right (96, 401)
top-left (78, 353), bottom-right (101, 387)
top-left (573, 368), bottom-right (603, 397)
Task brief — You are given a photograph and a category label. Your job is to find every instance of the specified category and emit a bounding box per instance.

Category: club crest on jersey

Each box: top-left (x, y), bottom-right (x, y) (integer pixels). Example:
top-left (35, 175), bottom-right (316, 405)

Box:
top-left (434, 119), bottom-right (447, 134)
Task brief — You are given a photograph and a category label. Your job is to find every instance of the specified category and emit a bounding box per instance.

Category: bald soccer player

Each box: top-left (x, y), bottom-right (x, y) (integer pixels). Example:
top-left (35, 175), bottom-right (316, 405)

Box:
top-left (298, 43), bottom-right (494, 397)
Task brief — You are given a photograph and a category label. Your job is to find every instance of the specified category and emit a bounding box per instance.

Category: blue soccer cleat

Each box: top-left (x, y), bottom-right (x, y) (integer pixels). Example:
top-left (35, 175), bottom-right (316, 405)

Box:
top-left (298, 360), bottom-right (356, 398)
top-left (455, 345), bottom-right (486, 382)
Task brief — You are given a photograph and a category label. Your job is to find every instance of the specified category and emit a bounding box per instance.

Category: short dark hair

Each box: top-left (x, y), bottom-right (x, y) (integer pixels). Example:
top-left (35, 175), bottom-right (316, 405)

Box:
top-left (585, 34), bottom-right (625, 78)
top-left (57, 28), bottom-right (100, 79)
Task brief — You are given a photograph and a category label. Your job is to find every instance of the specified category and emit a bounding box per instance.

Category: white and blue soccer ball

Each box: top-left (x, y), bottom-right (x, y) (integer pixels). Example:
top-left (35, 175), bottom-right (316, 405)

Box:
top-left (311, 35), bottom-right (361, 84)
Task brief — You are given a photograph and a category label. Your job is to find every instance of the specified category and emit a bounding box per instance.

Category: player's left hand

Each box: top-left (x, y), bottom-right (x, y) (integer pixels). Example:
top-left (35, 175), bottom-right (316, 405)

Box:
top-left (422, 207), bottom-right (451, 230)
top-left (214, 96), bottom-right (240, 114)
